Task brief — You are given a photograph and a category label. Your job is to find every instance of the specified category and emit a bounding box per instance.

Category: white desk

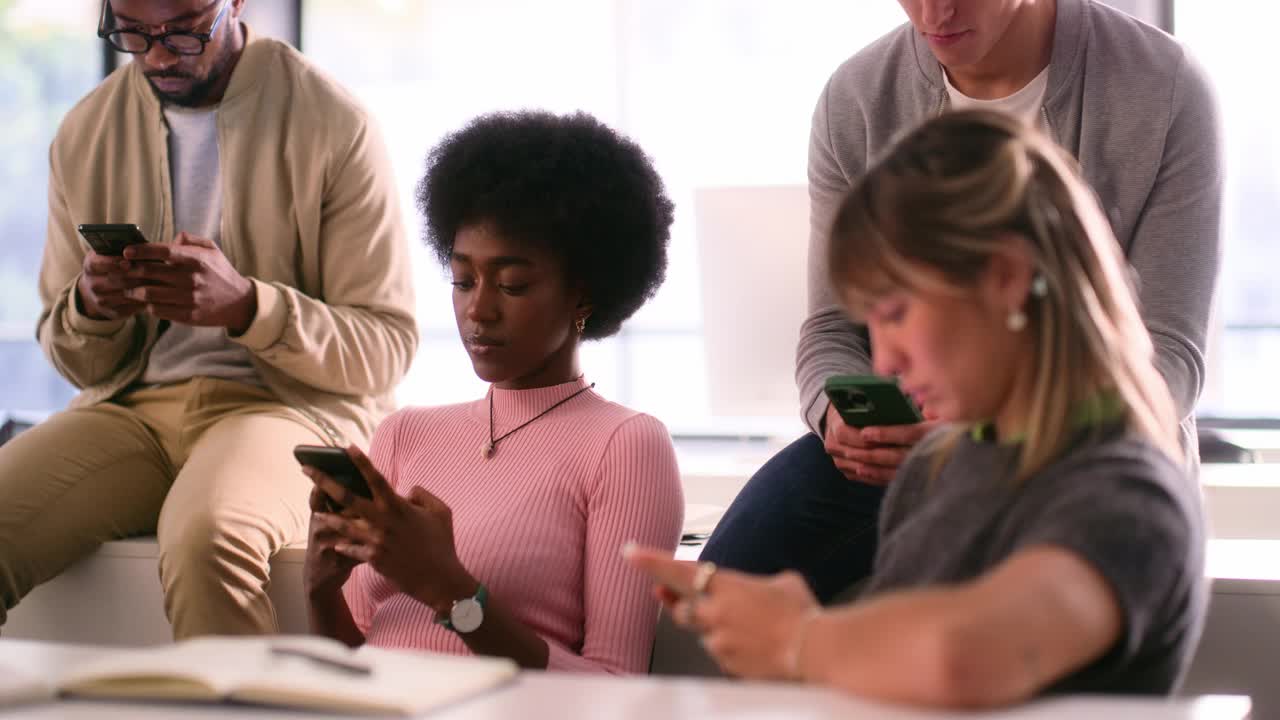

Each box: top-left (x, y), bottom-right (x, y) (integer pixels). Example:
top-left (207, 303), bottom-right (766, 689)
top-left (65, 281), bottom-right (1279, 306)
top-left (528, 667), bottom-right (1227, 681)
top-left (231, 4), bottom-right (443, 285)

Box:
top-left (0, 640), bottom-right (1252, 720)
top-left (1199, 462), bottom-right (1280, 540)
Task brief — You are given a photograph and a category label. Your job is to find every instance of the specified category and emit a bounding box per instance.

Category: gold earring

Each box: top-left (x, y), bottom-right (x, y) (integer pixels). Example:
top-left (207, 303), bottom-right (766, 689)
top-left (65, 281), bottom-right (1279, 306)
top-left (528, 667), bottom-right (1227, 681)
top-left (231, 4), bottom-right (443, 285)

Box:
top-left (574, 316), bottom-right (587, 334)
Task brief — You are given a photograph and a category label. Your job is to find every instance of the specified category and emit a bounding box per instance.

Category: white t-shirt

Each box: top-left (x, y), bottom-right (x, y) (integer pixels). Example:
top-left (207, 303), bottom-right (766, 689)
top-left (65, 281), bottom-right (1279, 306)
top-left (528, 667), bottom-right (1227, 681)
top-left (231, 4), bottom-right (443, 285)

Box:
top-left (943, 65), bottom-right (1050, 129)
top-left (142, 105), bottom-right (261, 387)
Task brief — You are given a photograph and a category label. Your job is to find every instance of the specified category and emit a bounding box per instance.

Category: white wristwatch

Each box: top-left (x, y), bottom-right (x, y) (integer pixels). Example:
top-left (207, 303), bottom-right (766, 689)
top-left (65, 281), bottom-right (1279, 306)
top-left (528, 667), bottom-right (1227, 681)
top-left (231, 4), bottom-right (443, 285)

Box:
top-left (437, 584), bottom-right (487, 634)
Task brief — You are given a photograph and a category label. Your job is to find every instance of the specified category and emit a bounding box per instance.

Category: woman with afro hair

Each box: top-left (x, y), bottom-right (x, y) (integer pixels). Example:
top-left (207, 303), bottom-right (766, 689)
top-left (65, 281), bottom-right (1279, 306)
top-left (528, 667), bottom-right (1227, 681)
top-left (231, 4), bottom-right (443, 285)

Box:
top-left (301, 110), bottom-right (683, 674)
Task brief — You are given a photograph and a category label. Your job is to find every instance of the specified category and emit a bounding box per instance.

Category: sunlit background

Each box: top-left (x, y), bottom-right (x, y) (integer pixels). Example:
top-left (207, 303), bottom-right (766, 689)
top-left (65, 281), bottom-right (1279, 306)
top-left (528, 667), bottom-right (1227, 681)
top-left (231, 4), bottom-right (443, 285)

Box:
top-left (1, 0), bottom-right (1275, 438)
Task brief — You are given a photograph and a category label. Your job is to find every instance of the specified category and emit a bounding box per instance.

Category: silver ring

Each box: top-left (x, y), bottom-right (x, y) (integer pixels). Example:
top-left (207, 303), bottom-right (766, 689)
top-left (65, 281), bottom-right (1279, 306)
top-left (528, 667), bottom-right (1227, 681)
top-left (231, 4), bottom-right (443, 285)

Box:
top-left (692, 561), bottom-right (718, 596)
top-left (676, 598), bottom-right (698, 626)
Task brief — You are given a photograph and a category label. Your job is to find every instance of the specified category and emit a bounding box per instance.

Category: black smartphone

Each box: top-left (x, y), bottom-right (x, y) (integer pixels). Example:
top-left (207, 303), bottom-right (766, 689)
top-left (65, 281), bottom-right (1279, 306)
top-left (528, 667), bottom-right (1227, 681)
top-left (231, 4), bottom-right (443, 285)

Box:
top-left (292, 445), bottom-right (372, 511)
top-left (76, 223), bottom-right (150, 256)
top-left (824, 375), bottom-right (922, 429)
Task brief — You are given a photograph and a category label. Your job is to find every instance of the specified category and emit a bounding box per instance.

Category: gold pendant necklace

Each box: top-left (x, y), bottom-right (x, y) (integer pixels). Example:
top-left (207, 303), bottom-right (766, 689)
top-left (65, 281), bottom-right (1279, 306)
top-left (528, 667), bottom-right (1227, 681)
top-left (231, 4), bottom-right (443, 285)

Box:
top-left (482, 380), bottom-right (595, 461)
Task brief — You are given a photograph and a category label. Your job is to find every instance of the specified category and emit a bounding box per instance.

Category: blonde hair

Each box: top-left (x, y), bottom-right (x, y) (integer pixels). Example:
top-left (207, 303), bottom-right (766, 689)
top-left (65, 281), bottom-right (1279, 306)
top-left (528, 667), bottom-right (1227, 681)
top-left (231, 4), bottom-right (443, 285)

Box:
top-left (829, 110), bottom-right (1182, 480)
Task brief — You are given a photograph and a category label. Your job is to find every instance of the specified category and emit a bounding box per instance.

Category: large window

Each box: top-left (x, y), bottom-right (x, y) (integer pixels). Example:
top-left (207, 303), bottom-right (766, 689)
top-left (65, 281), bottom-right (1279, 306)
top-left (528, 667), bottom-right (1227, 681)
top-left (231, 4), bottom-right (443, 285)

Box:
top-left (3, 2), bottom-right (1274, 431)
top-left (1176, 3), bottom-right (1280, 419)
top-left (303, 0), bottom-right (1280, 431)
top-left (0, 0), bottom-right (100, 414)
top-left (303, 0), bottom-right (908, 434)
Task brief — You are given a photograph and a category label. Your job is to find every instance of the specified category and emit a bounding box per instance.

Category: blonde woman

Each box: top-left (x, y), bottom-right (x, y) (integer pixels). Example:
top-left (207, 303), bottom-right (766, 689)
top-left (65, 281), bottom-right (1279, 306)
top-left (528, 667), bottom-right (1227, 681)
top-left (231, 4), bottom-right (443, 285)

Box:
top-left (628, 110), bottom-right (1206, 707)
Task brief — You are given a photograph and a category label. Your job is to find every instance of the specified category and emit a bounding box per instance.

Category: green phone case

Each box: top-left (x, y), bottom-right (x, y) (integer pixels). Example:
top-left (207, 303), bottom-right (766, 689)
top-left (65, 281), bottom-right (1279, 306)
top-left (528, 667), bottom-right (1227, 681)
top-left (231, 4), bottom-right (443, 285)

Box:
top-left (824, 375), bottom-right (922, 428)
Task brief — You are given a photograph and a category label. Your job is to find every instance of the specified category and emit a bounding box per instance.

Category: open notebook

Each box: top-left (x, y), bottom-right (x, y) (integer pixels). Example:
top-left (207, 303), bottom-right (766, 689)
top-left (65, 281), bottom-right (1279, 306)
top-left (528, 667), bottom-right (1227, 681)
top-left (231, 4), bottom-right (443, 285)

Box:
top-left (8, 635), bottom-right (517, 716)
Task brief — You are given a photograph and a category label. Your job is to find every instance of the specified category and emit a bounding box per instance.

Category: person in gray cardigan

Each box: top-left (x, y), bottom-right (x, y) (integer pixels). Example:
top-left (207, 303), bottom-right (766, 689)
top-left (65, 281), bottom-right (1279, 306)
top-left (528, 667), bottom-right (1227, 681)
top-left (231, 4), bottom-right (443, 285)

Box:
top-left (701, 0), bottom-right (1221, 602)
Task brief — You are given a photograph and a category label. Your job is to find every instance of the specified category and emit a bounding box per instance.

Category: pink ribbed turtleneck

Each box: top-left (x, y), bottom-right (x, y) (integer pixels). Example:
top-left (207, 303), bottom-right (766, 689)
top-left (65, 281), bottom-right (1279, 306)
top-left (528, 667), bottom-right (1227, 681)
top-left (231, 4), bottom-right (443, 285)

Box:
top-left (343, 378), bottom-right (684, 674)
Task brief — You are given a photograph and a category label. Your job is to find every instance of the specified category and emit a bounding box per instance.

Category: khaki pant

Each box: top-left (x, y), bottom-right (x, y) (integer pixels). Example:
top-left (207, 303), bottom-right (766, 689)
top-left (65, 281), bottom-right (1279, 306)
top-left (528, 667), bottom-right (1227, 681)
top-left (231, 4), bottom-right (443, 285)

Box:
top-left (0, 378), bottom-right (322, 639)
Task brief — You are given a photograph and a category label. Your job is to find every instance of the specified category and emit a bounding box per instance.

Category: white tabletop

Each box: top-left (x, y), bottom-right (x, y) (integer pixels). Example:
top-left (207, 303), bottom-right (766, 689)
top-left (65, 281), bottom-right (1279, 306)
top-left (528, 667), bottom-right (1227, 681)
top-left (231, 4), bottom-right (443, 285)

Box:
top-left (0, 639), bottom-right (1250, 720)
top-left (1200, 462), bottom-right (1280, 486)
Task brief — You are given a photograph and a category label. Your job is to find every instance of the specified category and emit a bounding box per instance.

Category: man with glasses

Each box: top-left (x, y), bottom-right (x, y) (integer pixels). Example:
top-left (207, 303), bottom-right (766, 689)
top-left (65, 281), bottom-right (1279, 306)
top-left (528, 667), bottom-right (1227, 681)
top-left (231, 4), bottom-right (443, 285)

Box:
top-left (0, 0), bottom-right (418, 639)
top-left (99, 0), bottom-right (238, 107)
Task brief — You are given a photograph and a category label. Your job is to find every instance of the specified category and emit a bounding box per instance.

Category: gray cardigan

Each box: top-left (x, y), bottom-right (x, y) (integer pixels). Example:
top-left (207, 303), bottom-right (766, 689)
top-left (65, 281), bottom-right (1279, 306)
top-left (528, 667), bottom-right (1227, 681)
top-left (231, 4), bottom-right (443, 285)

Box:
top-left (797, 0), bottom-right (1222, 464)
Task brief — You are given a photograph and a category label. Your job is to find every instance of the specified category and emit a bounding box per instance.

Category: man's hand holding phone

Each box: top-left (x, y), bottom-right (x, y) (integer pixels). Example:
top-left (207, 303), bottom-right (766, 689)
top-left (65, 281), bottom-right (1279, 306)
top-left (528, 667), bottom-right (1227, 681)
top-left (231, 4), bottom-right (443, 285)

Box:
top-left (74, 223), bottom-right (151, 321)
top-left (76, 251), bottom-right (148, 321)
top-left (823, 403), bottom-right (936, 485)
top-left (120, 232), bottom-right (258, 334)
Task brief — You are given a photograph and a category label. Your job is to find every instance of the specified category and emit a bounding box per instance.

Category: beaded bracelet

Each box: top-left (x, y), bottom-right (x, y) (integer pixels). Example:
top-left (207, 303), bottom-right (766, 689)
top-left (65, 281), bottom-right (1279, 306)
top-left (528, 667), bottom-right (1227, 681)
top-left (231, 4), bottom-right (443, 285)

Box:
top-left (784, 607), bottom-right (823, 681)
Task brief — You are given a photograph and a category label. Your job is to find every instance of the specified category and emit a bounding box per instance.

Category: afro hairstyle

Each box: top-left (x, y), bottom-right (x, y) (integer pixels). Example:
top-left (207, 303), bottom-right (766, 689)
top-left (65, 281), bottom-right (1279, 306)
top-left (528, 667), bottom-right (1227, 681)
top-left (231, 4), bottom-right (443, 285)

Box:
top-left (417, 110), bottom-right (674, 339)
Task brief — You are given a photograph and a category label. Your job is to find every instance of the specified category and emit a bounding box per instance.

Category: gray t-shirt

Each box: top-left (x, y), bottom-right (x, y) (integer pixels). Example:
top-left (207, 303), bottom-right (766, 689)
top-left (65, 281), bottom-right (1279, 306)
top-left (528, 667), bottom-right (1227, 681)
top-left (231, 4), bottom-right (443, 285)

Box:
top-left (862, 424), bottom-right (1206, 694)
top-left (142, 104), bottom-right (261, 387)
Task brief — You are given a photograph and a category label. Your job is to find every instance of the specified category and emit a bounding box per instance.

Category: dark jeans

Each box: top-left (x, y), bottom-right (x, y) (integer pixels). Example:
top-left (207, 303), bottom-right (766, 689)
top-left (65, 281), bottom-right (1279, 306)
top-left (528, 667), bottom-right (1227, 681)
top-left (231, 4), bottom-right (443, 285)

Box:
top-left (699, 433), bottom-right (885, 604)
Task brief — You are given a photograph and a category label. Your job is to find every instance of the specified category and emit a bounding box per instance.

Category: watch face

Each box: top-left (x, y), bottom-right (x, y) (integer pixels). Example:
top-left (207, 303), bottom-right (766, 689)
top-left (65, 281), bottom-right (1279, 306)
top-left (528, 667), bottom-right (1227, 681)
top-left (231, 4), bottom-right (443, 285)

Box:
top-left (451, 597), bottom-right (484, 633)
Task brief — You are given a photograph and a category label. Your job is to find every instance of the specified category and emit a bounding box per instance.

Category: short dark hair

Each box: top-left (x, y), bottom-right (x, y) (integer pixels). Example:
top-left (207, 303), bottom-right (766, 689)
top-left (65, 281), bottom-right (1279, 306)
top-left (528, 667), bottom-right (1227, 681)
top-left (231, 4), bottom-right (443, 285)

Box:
top-left (417, 110), bottom-right (674, 339)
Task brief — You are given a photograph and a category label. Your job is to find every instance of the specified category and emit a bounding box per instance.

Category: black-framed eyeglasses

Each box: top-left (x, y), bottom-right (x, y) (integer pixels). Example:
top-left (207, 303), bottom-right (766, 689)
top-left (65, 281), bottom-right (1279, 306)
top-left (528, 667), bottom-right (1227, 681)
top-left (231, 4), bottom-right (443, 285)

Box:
top-left (97, 0), bottom-right (230, 56)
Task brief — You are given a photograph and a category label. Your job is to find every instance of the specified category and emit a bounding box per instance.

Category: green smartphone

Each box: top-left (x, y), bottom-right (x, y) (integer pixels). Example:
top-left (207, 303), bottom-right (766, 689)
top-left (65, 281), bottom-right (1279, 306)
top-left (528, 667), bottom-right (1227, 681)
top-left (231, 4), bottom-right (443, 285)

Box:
top-left (824, 375), bottom-right (922, 428)
top-left (76, 223), bottom-right (149, 256)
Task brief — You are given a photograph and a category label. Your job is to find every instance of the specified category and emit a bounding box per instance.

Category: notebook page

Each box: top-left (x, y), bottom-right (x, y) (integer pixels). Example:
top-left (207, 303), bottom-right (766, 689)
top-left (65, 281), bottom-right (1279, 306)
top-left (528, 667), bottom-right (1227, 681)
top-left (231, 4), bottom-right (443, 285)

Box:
top-left (0, 662), bottom-right (54, 708)
top-left (232, 645), bottom-right (518, 716)
top-left (57, 637), bottom-right (270, 699)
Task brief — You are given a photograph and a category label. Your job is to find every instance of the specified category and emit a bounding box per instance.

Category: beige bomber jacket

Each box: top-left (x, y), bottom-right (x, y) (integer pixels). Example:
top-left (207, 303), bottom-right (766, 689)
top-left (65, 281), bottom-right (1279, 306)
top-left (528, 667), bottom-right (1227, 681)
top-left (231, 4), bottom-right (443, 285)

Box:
top-left (36, 27), bottom-right (419, 445)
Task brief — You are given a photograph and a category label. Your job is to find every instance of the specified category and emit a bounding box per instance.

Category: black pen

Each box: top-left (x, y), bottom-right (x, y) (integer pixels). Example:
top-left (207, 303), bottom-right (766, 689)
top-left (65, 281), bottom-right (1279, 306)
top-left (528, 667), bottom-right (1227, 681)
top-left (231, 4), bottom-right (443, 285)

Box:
top-left (269, 645), bottom-right (372, 676)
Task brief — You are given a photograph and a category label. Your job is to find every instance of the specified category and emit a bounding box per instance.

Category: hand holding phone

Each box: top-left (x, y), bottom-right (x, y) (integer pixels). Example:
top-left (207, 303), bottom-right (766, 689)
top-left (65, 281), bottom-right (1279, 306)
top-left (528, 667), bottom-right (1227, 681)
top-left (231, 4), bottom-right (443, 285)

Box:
top-left (74, 224), bottom-right (152, 321)
top-left (293, 445), bottom-right (373, 512)
top-left (298, 444), bottom-right (475, 613)
top-left (823, 375), bottom-right (931, 486)
top-left (114, 232), bottom-right (258, 334)
top-left (824, 375), bottom-right (921, 428)
top-left (624, 543), bottom-right (823, 681)
top-left (297, 444), bottom-right (378, 599)
top-left (77, 223), bottom-right (150, 257)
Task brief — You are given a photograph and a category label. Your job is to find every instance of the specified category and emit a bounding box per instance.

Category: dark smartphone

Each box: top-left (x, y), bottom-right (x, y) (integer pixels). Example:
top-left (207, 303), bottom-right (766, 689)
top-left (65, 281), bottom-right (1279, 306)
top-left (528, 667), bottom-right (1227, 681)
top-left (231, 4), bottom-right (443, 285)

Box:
top-left (292, 445), bottom-right (372, 511)
top-left (824, 375), bottom-right (922, 429)
top-left (76, 223), bottom-right (149, 256)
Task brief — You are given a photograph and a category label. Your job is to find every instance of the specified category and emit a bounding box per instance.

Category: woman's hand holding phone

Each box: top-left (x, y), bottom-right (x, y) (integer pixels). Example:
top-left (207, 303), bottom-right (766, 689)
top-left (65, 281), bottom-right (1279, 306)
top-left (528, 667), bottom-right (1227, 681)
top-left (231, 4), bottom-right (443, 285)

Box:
top-left (301, 445), bottom-right (477, 614)
top-left (624, 544), bottom-right (822, 680)
top-left (303, 485), bottom-right (365, 600)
